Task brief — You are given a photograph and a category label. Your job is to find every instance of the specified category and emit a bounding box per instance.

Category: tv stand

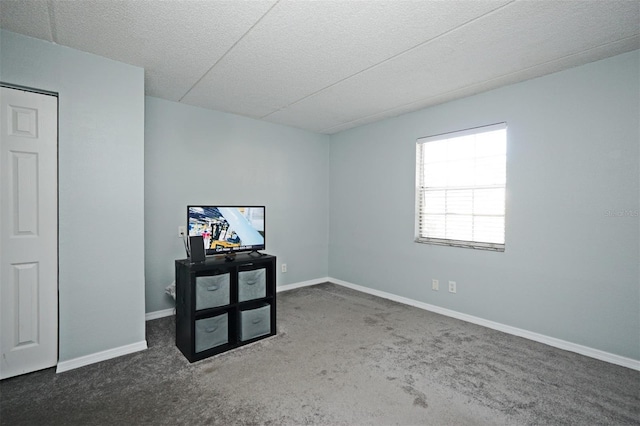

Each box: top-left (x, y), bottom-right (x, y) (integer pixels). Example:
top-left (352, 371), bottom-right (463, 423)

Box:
top-left (175, 253), bottom-right (276, 362)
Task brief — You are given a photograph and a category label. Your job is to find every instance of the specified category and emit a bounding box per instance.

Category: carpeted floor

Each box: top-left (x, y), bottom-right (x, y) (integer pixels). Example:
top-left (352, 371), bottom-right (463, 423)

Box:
top-left (1, 283), bottom-right (639, 425)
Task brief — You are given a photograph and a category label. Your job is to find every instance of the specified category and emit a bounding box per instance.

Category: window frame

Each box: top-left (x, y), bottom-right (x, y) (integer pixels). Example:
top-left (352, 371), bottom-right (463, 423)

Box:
top-left (415, 122), bottom-right (507, 252)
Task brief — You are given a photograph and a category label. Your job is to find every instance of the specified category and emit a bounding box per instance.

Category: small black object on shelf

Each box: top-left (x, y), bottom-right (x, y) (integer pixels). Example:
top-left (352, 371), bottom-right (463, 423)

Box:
top-left (189, 235), bottom-right (206, 263)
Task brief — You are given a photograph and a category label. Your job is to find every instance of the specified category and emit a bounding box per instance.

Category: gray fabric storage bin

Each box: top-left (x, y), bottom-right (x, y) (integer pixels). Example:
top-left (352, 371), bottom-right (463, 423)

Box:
top-left (240, 305), bottom-right (271, 341)
top-left (195, 274), bottom-right (230, 310)
top-left (195, 313), bottom-right (228, 352)
top-left (238, 268), bottom-right (266, 302)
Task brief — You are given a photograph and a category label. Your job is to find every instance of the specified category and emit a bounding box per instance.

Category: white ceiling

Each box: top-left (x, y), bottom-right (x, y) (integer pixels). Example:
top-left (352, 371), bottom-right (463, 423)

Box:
top-left (2, 0), bottom-right (639, 134)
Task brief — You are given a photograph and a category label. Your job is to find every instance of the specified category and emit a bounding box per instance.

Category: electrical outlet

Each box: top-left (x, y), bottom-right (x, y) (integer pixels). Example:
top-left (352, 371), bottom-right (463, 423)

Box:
top-left (281, 263), bottom-right (287, 273)
top-left (432, 279), bottom-right (439, 291)
top-left (178, 226), bottom-right (186, 238)
top-left (448, 281), bottom-right (457, 293)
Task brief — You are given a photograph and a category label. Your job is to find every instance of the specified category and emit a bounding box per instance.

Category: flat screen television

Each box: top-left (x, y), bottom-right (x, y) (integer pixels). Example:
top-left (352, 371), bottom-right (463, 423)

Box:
top-left (188, 206), bottom-right (265, 256)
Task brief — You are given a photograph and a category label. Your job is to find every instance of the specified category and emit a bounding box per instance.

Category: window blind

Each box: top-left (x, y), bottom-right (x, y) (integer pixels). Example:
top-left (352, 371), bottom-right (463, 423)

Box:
top-left (415, 123), bottom-right (507, 251)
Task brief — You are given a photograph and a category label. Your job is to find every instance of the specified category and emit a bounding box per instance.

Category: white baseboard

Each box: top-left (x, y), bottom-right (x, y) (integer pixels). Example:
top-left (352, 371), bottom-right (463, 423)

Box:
top-left (277, 277), bottom-right (330, 293)
top-left (146, 307), bottom-right (175, 321)
top-left (329, 277), bottom-right (640, 371)
top-left (56, 340), bottom-right (148, 374)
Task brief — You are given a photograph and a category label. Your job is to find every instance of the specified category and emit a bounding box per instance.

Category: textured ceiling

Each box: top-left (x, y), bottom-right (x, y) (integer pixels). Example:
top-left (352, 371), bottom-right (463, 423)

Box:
top-left (1, 0), bottom-right (639, 134)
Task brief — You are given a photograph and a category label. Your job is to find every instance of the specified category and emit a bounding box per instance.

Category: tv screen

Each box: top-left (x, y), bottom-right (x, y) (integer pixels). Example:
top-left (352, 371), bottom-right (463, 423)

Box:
top-left (188, 206), bottom-right (265, 255)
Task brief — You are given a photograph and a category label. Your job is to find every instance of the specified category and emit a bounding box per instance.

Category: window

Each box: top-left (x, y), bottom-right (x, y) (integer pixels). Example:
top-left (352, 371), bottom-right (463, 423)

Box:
top-left (415, 123), bottom-right (507, 251)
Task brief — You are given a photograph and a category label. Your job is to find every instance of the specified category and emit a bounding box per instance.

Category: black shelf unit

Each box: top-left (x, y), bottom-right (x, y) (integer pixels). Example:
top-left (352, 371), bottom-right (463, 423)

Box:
top-left (175, 253), bottom-right (276, 362)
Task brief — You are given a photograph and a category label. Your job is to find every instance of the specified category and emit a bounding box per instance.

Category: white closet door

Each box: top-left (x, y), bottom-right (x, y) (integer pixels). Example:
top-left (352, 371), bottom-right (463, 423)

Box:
top-left (1, 87), bottom-right (58, 379)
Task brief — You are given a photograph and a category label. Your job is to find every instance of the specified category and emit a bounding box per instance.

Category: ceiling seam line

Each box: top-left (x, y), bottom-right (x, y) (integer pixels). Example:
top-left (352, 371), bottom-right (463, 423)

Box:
top-left (178, 0), bottom-right (281, 103)
top-left (47, 0), bottom-right (58, 43)
top-left (320, 35), bottom-right (640, 134)
top-left (258, 0), bottom-right (517, 120)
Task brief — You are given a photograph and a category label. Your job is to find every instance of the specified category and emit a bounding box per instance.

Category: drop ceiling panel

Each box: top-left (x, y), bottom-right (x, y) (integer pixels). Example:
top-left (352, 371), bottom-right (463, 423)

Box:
top-left (265, 0), bottom-right (640, 133)
top-left (181, 0), bottom-right (511, 118)
top-left (0, 1), bottom-right (53, 42)
top-left (51, 0), bottom-right (276, 101)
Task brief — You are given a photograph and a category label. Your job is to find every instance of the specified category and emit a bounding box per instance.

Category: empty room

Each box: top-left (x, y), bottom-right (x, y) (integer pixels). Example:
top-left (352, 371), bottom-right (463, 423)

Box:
top-left (0, 0), bottom-right (638, 424)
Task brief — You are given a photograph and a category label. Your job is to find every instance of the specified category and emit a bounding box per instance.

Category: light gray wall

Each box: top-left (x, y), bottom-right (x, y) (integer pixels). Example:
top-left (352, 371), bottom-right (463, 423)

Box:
top-left (144, 97), bottom-right (329, 314)
top-left (328, 51), bottom-right (640, 360)
top-left (0, 31), bottom-right (146, 362)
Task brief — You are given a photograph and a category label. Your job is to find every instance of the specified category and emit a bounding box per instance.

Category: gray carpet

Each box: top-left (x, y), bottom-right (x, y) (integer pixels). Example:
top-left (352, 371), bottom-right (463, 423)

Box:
top-left (1, 283), bottom-right (638, 425)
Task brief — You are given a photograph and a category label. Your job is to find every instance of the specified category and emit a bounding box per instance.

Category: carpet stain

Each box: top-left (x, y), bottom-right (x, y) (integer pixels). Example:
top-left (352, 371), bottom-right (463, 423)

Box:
top-left (391, 332), bottom-right (413, 345)
top-left (364, 316), bottom-right (379, 325)
top-left (374, 312), bottom-right (390, 321)
top-left (413, 397), bottom-right (429, 408)
top-left (402, 385), bottom-right (429, 409)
